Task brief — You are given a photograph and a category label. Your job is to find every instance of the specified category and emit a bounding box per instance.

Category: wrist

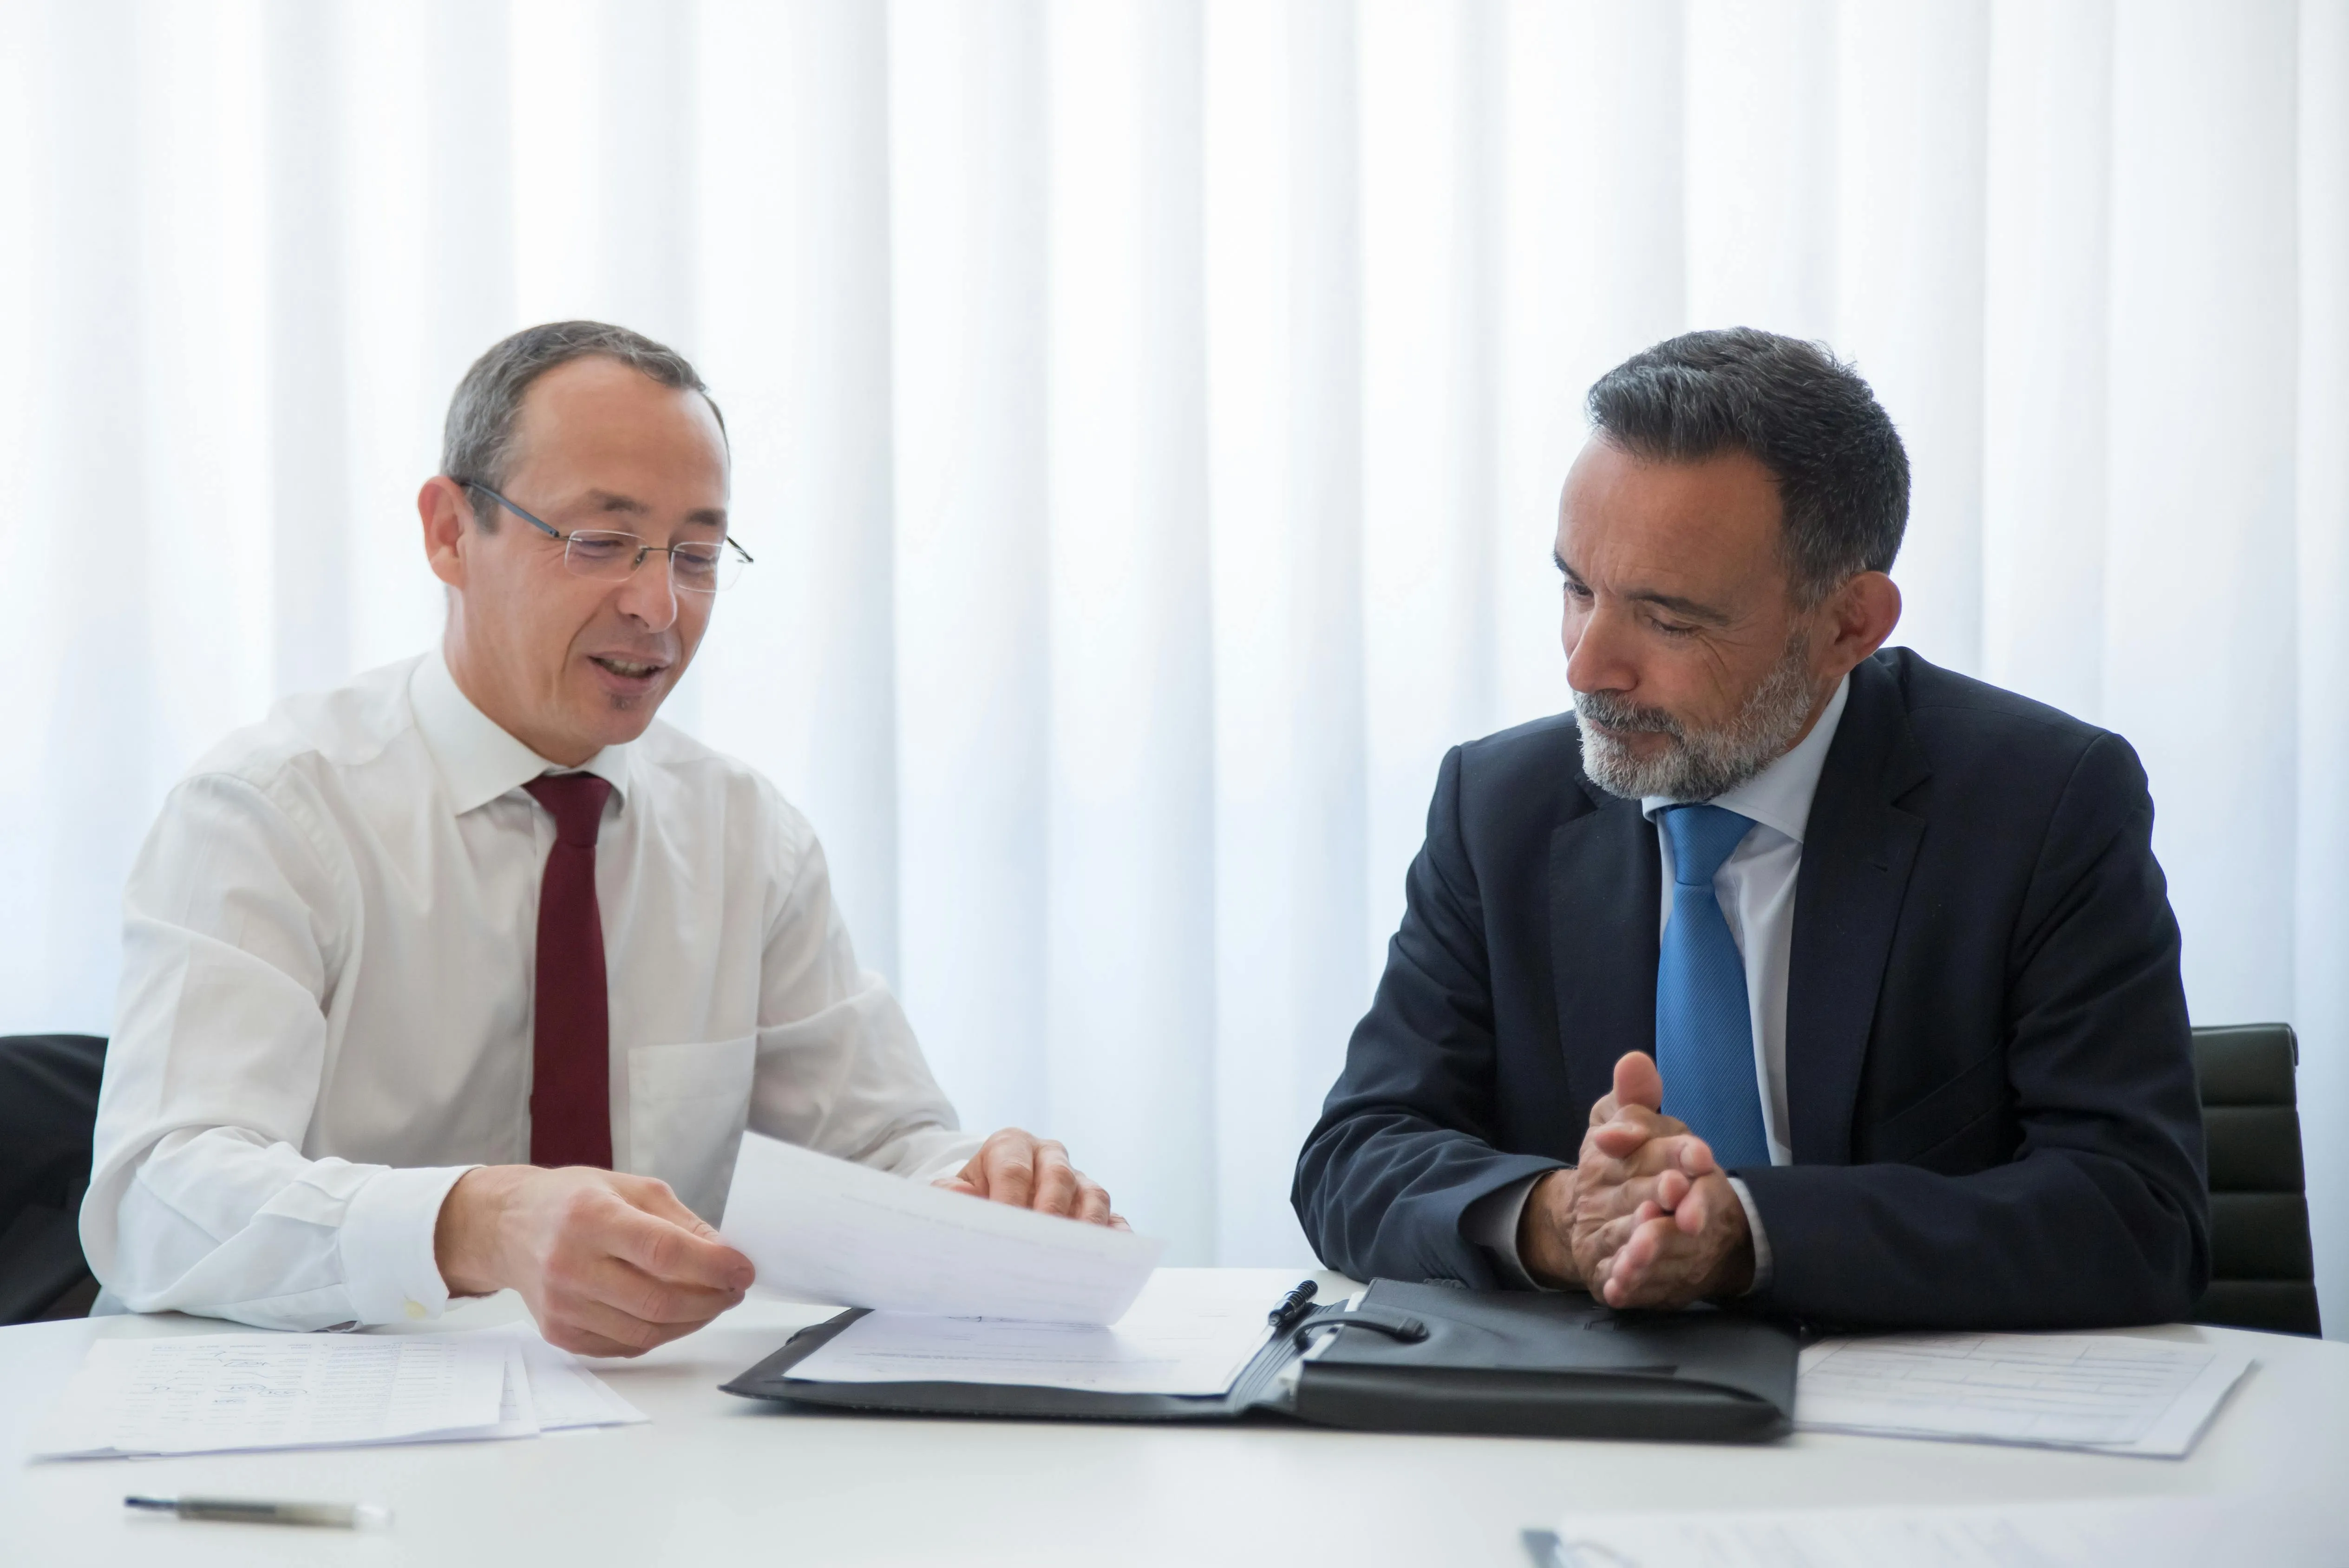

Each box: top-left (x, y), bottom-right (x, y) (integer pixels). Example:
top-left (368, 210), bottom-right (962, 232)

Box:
top-left (1517, 1169), bottom-right (1583, 1290)
top-left (434, 1164), bottom-right (530, 1297)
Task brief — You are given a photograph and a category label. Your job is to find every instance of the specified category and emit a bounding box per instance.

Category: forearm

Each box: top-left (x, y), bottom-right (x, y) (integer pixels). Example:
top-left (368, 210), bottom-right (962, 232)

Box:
top-left (1294, 1113), bottom-right (1563, 1287)
top-left (86, 1126), bottom-right (475, 1329)
top-left (1741, 1153), bottom-right (2204, 1329)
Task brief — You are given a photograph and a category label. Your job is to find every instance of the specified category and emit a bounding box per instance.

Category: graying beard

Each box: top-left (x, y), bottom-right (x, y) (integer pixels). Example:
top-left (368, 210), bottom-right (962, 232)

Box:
top-left (1574, 637), bottom-right (1820, 802)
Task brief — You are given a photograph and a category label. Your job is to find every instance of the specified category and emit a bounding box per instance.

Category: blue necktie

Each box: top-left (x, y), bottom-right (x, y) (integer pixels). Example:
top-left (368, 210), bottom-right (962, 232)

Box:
top-left (1655, 803), bottom-right (1771, 1169)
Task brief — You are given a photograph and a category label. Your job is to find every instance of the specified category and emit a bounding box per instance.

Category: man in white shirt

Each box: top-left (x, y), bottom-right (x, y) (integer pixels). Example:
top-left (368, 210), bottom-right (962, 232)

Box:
top-left (85, 321), bottom-right (1117, 1356)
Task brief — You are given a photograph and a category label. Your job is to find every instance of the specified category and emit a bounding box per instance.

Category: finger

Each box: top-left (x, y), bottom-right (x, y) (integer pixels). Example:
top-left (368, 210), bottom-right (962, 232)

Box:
top-left (1587, 1091), bottom-right (1621, 1129)
top-left (1655, 1168), bottom-right (1692, 1212)
top-left (1025, 1142), bottom-right (1079, 1215)
top-left (536, 1320), bottom-right (643, 1359)
top-left (1675, 1174), bottom-right (1732, 1237)
top-left (1611, 1052), bottom-right (1664, 1114)
top-left (1072, 1179), bottom-right (1113, 1225)
top-left (932, 1176), bottom-right (981, 1196)
top-left (1108, 1213), bottom-right (1132, 1231)
top-left (556, 1290), bottom-right (714, 1356)
top-left (1603, 1215), bottom-right (1676, 1307)
top-left (978, 1133), bottom-right (1038, 1210)
top-left (602, 1204), bottom-right (756, 1292)
top-left (574, 1252), bottom-right (743, 1326)
top-left (1580, 1130), bottom-right (1711, 1195)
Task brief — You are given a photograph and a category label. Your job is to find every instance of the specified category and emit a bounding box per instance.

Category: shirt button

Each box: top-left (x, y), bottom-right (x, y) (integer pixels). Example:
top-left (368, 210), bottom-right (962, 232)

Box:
top-left (404, 1299), bottom-right (427, 1320)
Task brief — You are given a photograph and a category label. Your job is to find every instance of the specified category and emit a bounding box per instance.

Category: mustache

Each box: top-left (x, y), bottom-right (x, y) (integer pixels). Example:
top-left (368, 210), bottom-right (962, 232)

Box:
top-left (1572, 688), bottom-right (1685, 738)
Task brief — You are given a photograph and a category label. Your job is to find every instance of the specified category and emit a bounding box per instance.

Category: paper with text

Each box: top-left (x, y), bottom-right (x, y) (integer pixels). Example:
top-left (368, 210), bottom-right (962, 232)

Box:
top-left (718, 1132), bottom-right (1165, 1324)
top-left (1795, 1332), bottom-right (2251, 1457)
top-left (1539, 1496), bottom-right (2329, 1568)
top-left (33, 1335), bottom-right (509, 1458)
top-left (33, 1329), bottom-right (648, 1459)
top-left (791, 1267), bottom-right (1294, 1394)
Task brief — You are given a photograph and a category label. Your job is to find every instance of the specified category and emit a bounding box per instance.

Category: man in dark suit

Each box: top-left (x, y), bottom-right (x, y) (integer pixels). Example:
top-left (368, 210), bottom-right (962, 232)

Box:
top-left (1293, 328), bottom-right (2208, 1329)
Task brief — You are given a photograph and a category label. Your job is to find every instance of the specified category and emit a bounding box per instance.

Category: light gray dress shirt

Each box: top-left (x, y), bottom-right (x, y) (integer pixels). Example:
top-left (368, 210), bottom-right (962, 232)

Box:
top-left (1466, 674), bottom-right (1853, 1290)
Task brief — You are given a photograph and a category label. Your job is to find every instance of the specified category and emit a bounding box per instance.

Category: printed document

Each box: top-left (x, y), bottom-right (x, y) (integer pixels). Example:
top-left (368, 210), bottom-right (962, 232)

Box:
top-left (1537, 1495), bottom-right (2329, 1568)
top-left (791, 1267), bottom-right (1296, 1395)
top-left (33, 1330), bottom-right (644, 1460)
top-left (1795, 1332), bottom-right (2252, 1457)
top-left (1536, 1495), bottom-right (2335, 1568)
top-left (719, 1131), bottom-right (1165, 1324)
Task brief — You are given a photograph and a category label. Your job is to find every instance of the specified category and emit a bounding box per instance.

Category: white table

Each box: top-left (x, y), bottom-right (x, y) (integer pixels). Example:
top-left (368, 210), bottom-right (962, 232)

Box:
top-left (6, 1269), bottom-right (2343, 1567)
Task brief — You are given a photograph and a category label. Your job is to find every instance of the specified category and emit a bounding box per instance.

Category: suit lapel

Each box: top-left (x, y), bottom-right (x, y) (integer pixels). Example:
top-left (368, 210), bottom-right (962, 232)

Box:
top-left (1550, 783), bottom-right (1662, 1118)
top-left (1785, 656), bottom-right (1930, 1165)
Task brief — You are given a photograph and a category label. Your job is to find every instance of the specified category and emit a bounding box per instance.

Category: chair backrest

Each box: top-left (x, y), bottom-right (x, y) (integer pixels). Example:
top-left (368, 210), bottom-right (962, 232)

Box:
top-left (0, 1032), bottom-right (108, 1324)
top-left (2190, 1023), bottom-right (2321, 1337)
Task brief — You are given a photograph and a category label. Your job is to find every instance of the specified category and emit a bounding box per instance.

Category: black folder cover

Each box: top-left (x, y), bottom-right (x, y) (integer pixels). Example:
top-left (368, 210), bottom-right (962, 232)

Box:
top-left (721, 1278), bottom-right (1798, 1443)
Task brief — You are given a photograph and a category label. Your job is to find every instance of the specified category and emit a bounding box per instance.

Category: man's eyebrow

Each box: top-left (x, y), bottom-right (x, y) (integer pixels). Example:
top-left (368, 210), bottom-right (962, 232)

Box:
top-left (1553, 552), bottom-right (1734, 625)
top-left (582, 490), bottom-right (728, 530)
top-left (1626, 588), bottom-right (1733, 625)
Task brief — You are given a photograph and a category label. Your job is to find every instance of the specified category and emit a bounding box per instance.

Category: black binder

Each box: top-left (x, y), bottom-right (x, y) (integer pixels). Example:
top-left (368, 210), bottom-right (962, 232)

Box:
top-left (721, 1278), bottom-right (1799, 1443)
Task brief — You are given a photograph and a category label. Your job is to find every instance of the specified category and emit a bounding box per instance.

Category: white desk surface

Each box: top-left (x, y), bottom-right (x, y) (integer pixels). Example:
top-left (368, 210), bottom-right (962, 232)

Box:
top-left (5, 1268), bottom-right (2343, 1567)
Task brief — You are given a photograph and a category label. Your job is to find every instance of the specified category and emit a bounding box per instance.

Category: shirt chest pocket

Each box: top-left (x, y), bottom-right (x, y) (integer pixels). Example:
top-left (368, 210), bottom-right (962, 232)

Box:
top-left (625, 1036), bottom-right (756, 1223)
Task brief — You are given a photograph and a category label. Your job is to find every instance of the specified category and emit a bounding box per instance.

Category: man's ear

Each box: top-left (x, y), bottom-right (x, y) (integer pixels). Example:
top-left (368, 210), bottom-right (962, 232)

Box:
top-left (1821, 570), bottom-right (1902, 674)
top-left (419, 477), bottom-right (473, 591)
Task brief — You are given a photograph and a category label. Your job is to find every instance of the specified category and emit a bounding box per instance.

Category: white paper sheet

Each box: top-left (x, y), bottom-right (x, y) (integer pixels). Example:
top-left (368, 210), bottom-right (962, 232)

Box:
top-left (1795, 1332), bottom-right (2252, 1457)
top-left (33, 1329), bottom-right (648, 1460)
top-left (791, 1267), bottom-right (1294, 1395)
top-left (1538, 1496), bottom-right (2332, 1568)
top-left (32, 1335), bottom-right (510, 1459)
top-left (717, 1131), bottom-right (1165, 1324)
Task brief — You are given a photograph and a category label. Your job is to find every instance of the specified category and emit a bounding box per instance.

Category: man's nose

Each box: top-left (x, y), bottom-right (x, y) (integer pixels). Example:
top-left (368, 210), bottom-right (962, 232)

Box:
top-left (613, 554), bottom-right (680, 632)
top-left (1564, 601), bottom-right (1637, 695)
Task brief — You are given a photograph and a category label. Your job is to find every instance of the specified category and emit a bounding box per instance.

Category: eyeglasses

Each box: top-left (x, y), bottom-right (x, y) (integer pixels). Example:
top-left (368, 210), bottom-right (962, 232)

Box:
top-left (458, 481), bottom-right (755, 594)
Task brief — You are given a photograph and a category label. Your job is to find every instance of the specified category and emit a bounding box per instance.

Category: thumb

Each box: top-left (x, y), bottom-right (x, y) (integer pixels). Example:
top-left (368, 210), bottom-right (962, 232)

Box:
top-left (1613, 1051), bottom-right (1664, 1114)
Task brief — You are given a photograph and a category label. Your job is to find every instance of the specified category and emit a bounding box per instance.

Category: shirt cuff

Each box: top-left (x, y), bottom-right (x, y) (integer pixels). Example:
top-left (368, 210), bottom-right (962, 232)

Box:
top-left (1461, 1171), bottom-right (1555, 1290)
top-left (339, 1163), bottom-right (480, 1326)
top-left (1724, 1174), bottom-right (1773, 1295)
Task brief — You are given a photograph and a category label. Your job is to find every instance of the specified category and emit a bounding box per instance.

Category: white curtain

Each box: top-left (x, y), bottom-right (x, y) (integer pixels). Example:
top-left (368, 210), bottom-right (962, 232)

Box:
top-left (1, 0), bottom-right (2342, 1322)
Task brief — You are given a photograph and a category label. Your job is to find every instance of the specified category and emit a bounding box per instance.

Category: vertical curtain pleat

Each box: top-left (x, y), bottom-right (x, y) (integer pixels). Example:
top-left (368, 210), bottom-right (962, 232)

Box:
top-left (1044, 0), bottom-right (1219, 1258)
top-left (884, 0), bottom-right (1053, 1141)
top-left (1981, 0), bottom-right (2112, 721)
top-left (2105, 0), bottom-right (2301, 1026)
top-left (0, 0), bottom-right (2340, 1300)
top-left (2295, 0), bottom-right (2349, 1340)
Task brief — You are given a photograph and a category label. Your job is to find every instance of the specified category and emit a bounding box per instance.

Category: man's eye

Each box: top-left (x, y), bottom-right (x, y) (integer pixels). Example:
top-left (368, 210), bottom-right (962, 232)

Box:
top-left (1649, 617), bottom-right (1697, 637)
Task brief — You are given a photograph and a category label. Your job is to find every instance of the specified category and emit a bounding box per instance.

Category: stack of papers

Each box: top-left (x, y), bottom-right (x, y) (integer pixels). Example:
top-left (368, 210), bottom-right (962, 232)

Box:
top-left (789, 1267), bottom-right (1294, 1395)
top-left (32, 1330), bottom-right (643, 1460)
top-left (719, 1132), bottom-right (1165, 1324)
top-left (1795, 1332), bottom-right (2253, 1457)
top-left (1533, 1495), bottom-right (2331, 1568)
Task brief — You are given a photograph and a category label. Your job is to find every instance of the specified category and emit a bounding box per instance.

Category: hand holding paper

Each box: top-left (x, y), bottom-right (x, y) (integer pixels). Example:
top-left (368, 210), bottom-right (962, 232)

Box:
top-left (719, 1133), bottom-right (1164, 1324)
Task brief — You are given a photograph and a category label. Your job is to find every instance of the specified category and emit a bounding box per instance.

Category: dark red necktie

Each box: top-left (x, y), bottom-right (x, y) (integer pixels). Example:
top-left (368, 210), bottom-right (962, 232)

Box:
top-left (524, 773), bottom-right (615, 1169)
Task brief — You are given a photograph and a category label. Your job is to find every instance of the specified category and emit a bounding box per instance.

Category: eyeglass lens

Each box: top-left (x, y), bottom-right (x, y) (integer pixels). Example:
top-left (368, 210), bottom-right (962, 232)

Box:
top-left (563, 531), bottom-right (743, 593)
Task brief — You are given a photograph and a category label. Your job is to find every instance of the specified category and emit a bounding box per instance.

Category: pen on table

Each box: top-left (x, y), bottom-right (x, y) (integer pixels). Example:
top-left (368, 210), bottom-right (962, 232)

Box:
top-left (125, 1496), bottom-right (391, 1529)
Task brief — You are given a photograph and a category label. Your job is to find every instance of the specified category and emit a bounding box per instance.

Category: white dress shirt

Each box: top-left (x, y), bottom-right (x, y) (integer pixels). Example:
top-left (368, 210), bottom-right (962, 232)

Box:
top-left (83, 650), bottom-right (981, 1330)
top-left (1469, 674), bottom-right (1852, 1289)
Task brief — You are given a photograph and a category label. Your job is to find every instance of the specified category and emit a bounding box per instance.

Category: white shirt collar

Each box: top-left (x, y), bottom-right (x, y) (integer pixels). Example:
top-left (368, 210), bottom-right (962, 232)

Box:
top-left (409, 646), bottom-right (632, 817)
top-left (1641, 671), bottom-right (1851, 845)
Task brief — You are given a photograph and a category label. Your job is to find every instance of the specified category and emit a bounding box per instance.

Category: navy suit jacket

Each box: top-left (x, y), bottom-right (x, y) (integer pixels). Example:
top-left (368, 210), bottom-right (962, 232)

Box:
top-left (1293, 648), bottom-right (2210, 1329)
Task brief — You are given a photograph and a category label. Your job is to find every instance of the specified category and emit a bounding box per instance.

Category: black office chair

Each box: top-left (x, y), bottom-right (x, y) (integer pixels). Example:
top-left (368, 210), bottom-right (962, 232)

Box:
top-left (2190, 1023), bottom-right (2321, 1337)
top-left (0, 1033), bottom-right (108, 1324)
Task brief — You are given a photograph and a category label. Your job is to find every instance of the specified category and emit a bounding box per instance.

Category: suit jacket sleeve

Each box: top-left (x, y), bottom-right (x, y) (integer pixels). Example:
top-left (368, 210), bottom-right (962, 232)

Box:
top-left (1291, 746), bottom-right (1567, 1286)
top-left (1740, 732), bottom-right (2211, 1329)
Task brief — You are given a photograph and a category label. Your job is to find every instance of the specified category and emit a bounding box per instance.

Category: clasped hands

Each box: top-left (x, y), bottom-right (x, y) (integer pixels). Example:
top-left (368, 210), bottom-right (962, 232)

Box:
top-left (434, 1128), bottom-right (1118, 1357)
top-left (1515, 1051), bottom-right (1756, 1309)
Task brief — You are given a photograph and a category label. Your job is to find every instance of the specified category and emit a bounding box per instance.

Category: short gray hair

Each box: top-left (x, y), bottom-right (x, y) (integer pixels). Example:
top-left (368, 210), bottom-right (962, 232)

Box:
top-left (440, 321), bottom-right (726, 522)
top-left (1586, 328), bottom-right (1908, 606)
